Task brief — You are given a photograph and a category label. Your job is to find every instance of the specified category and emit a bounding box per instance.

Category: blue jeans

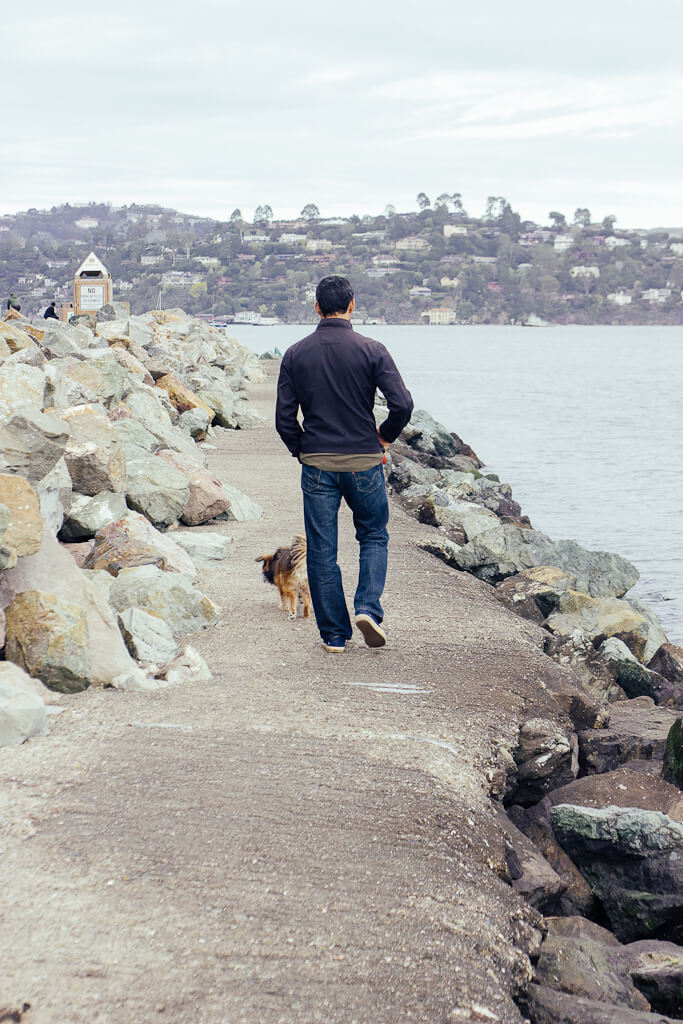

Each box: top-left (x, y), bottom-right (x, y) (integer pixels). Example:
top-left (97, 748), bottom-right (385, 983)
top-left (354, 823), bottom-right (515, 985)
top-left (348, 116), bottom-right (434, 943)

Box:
top-left (301, 463), bottom-right (389, 644)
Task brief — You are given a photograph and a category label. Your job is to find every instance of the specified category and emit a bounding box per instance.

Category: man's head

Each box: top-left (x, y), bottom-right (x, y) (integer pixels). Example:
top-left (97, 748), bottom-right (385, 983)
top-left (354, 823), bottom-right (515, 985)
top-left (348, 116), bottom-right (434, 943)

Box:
top-left (315, 276), bottom-right (354, 318)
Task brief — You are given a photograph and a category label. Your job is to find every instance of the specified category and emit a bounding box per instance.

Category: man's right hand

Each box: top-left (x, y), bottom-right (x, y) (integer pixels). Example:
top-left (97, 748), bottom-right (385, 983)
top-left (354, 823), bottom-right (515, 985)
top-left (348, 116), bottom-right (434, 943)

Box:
top-left (376, 428), bottom-right (390, 449)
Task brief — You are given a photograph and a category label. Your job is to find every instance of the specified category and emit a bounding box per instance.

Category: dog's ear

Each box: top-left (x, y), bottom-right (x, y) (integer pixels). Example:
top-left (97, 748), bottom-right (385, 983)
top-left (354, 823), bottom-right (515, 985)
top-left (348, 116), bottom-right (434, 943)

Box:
top-left (255, 555), bottom-right (266, 563)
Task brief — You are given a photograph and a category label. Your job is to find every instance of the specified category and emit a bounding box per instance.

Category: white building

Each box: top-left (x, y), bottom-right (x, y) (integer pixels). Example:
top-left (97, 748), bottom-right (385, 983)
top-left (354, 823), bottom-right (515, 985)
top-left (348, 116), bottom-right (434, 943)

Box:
top-left (670, 243), bottom-right (683, 256)
top-left (554, 234), bottom-right (574, 252)
top-left (440, 276), bottom-right (459, 288)
top-left (409, 285), bottom-right (431, 298)
top-left (570, 266), bottom-right (600, 279)
top-left (443, 224), bottom-right (467, 237)
top-left (472, 256), bottom-right (496, 265)
top-left (605, 236), bottom-right (631, 249)
top-left (75, 217), bottom-right (99, 230)
top-left (306, 238), bottom-right (334, 251)
top-left (140, 253), bottom-right (163, 265)
top-left (395, 237), bottom-right (429, 251)
top-left (278, 233), bottom-right (307, 245)
top-left (243, 233), bottom-right (269, 243)
top-left (607, 291), bottom-right (632, 305)
top-left (642, 288), bottom-right (672, 304)
top-left (423, 308), bottom-right (457, 325)
top-left (195, 256), bottom-right (221, 267)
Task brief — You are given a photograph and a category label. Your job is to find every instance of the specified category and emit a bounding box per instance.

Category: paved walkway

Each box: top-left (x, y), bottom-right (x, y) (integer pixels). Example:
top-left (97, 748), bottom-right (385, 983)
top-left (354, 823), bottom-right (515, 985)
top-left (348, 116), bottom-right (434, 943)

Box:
top-left (0, 366), bottom-right (556, 1023)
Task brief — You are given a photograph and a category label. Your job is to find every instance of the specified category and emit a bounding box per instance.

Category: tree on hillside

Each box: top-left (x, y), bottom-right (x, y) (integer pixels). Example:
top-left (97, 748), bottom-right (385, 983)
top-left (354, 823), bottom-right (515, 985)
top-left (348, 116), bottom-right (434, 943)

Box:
top-left (573, 208), bottom-right (591, 228)
top-left (229, 208), bottom-right (243, 223)
top-left (549, 211), bottom-right (567, 229)
top-left (253, 204), bottom-right (273, 226)
top-left (602, 214), bottom-right (617, 233)
top-left (416, 192), bottom-right (431, 210)
top-left (384, 204), bottom-right (397, 218)
top-left (435, 193), bottom-right (452, 211)
top-left (301, 203), bottom-right (320, 222)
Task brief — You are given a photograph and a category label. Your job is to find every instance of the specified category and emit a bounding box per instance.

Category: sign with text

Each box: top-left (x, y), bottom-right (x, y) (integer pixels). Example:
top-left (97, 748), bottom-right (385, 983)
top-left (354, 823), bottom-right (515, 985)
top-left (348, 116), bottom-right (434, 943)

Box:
top-left (79, 284), bottom-right (105, 310)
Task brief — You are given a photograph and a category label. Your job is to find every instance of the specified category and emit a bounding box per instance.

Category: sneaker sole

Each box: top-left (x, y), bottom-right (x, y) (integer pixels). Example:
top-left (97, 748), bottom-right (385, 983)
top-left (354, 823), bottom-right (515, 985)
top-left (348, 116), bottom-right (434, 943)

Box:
top-left (322, 642), bottom-right (345, 653)
top-left (355, 614), bottom-right (387, 648)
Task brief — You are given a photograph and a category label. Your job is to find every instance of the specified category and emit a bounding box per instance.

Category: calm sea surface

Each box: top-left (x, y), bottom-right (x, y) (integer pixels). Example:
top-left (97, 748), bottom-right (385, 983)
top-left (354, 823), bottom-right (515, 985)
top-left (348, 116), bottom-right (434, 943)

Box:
top-left (229, 324), bottom-right (683, 644)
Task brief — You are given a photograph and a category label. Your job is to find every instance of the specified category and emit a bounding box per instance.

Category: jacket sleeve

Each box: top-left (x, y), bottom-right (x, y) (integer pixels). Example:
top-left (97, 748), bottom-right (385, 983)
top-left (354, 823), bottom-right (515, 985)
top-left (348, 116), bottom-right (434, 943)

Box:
top-left (373, 345), bottom-right (414, 443)
top-left (275, 354), bottom-right (304, 457)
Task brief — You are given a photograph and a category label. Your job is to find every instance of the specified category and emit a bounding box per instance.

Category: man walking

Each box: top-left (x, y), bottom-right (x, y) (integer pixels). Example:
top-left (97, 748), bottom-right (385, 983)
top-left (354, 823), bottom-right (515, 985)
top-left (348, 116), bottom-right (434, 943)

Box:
top-left (275, 276), bottom-right (413, 652)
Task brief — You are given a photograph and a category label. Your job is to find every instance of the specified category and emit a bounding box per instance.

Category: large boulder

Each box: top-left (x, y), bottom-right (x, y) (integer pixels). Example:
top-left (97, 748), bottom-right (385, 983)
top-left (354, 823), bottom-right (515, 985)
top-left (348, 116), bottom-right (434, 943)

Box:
top-left (550, 803), bottom-right (683, 943)
top-left (0, 531), bottom-right (149, 690)
top-left (495, 566), bottom-right (577, 624)
top-left (578, 698), bottom-right (682, 775)
top-left (48, 353), bottom-right (128, 408)
top-left (107, 564), bottom-right (219, 637)
top-left (545, 634), bottom-right (626, 706)
top-left (84, 512), bottom-right (197, 577)
top-left (125, 454), bottom-right (190, 527)
top-left (648, 643), bottom-right (683, 686)
top-left (496, 805), bottom-right (566, 913)
top-left (547, 592), bottom-right (662, 662)
top-left (0, 321), bottom-right (38, 356)
top-left (196, 384), bottom-right (237, 427)
top-left (621, 939), bottom-right (683, 1018)
top-left (171, 531), bottom-right (231, 568)
top-left (117, 607), bottom-right (178, 665)
top-left (157, 449), bottom-right (230, 525)
top-left (600, 637), bottom-right (677, 707)
top-left (34, 457), bottom-right (72, 535)
top-left (221, 483), bottom-right (262, 521)
top-left (525, 982), bottom-right (681, 1024)
top-left (58, 404), bottom-right (127, 496)
top-left (662, 717), bottom-right (683, 789)
top-left (60, 491), bottom-right (129, 542)
top-left (510, 716), bottom-right (578, 805)
top-left (418, 493), bottom-right (499, 542)
top-left (429, 522), bottom-right (639, 597)
top-left (4, 589), bottom-right (92, 693)
top-left (0, 407), bottom-right (70, 483)
top-left (155, 374), bottom-right (215, 419)
top-left (400, 409), bottom-right (479, 463)
top-left (0, 362), bottom-right (46, 415)
top-left (0, 474), bottom-right (44, 561)
top-left (0, 662), bottom-right (48, 747)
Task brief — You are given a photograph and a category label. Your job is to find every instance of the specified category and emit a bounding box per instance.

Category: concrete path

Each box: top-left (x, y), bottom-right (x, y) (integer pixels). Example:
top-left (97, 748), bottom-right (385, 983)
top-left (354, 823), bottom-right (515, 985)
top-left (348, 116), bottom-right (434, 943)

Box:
top-left (0, 365), bottom-right (556, 1023)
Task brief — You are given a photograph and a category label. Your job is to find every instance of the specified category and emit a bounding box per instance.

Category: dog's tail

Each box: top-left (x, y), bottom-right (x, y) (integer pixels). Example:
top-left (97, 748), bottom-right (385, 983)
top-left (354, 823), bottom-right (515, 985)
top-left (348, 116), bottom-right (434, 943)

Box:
top-left (290, 534), bottom-right (306, 571)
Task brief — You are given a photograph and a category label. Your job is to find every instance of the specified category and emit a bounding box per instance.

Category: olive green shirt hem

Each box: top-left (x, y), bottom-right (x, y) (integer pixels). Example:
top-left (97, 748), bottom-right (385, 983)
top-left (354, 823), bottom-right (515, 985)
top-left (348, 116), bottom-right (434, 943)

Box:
top-left (299, 453), bottom-right (384, 471)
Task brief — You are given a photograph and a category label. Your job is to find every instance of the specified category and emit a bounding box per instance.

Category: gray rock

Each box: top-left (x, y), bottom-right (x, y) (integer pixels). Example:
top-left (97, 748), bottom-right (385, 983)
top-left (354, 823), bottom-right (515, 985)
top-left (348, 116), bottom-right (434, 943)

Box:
top-left (4, 589), bottom-right (92, 693)
top-left (84, 512), bottom-right (197, 578)
top-left (178, 406), bottom-right (212, 439)
top-left (525, 982), bottom-right (681, 1024)
top-left (0, 362), bottom-right (46, 415)
top-left (545, 635), bottom-right (627, 707)
top-left (547, 591), bottom-right (657, 660)
top-left (64, 439), bottom-right (127, 496)
top-left (550, 803), bottom-right (683, 943)
top-left (648, 643), bottom-right (683, 686)
top-left (510, 716), bottom-right (579, 805)
top-left (107, 565), bottom-right (219, 637)
top-left (117, 607), bottom-right (178, 664)
top-left (662, 717), bottom-right (683, 789)
top-left (444, 523), bottom-right (638, 597)
top-left (60, 491), bottom-right (129, 542)
top-left (110, 416), bottom-right (164, 453)
top-left (601, 637), bottom-right (674, 705)
top-left (0, 407), bottom-right (71, 483)
top-left (495, 566), bottom-right (577, 623)
top-left (578, 698), bottom-right (681, 775)
top-left (34, 456), bottom-right (72, 535)
top-left (626, 599), bottom-right (669, 664)
top-left (401, 409), bottom-right (465, 459)
top-left (196, 385), bottom-right (237, 427)
top-left (125, 454), bottom-right (190, 527)
top-left (621, 939), bottom-right (683, 1018)
top-left (0, 662), bottom-right (48, 747)
top-left (496, 805), bottom-right (566, 913)
top-left (171, 531), bottom-right (231, 568)
top-left (220, 483), bottom-right (263, 521)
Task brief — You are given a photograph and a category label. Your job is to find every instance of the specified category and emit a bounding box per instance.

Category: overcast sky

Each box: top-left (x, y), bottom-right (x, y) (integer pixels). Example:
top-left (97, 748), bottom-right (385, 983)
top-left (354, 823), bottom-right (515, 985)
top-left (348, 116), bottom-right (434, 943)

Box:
top-left (3, 0), bottom-right (682, 227)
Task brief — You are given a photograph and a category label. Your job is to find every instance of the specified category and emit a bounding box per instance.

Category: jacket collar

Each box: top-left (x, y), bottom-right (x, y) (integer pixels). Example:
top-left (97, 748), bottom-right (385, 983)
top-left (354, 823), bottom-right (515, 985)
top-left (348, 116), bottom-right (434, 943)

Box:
top-left (315, 317), bottom-right (353, 331)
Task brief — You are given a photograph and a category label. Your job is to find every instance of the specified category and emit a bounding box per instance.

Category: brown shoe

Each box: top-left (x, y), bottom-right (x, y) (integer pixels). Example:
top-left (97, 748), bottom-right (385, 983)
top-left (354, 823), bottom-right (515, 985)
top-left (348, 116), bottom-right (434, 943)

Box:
top-left (355, 614), bottom-right (387, 648)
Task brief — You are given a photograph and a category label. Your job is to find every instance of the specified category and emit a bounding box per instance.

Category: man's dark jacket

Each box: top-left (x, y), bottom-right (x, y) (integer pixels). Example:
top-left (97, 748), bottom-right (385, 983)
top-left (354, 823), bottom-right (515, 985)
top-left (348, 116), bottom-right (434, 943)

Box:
top-left (275, 318), bottom-right (413, 458)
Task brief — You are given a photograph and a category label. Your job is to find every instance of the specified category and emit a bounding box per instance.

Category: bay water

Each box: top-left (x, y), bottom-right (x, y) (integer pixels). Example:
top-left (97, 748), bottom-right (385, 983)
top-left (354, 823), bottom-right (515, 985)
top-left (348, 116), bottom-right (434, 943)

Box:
top-left (230, 323), bottom-right (682, 644)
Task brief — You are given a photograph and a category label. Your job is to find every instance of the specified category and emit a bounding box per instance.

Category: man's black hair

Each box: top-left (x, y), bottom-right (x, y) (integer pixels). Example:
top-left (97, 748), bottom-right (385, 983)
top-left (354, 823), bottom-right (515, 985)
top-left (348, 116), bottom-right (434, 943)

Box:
top-left (315, 276), bottom-right (354, 316)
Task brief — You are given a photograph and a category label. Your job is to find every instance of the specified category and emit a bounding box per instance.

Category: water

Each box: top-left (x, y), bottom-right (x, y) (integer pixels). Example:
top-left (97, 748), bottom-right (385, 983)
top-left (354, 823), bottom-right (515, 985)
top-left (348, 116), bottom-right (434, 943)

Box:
top-left (230, 323), bottom-right (683, 644)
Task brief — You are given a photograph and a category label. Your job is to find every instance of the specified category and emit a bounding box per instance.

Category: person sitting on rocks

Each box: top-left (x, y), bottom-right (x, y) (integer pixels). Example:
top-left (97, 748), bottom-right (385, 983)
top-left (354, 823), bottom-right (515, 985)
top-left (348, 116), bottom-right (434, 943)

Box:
top-left (43, 301), bottom-right (59, 320)
top-left (6, 292), bottom-right (21, 313)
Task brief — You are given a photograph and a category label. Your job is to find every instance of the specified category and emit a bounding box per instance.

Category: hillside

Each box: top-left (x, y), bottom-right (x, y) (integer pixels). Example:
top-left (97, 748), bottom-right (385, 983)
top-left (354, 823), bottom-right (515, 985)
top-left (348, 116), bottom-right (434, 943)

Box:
top-left (2, 199), bottom-right (683, 325)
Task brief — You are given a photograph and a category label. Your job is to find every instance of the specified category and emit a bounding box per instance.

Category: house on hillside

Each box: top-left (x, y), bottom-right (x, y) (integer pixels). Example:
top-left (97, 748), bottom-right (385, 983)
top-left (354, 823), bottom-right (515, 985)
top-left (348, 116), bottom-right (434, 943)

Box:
top-left (607, 291), bottom-right (632, 305)
top-left (642, 288), bottom-right (673, 304)
top-left (423, 307), bottom-right (457, 325)
top-left (395, 237), bottom-right (429, 251)
top-left (443, 225), bottom-right (467, 237)
top-left (554, 234), bottom-right (574, 252)
top-left (570, 266), bottom-right (600, 279)
top-left (605, 236), bottom-right (632, 250)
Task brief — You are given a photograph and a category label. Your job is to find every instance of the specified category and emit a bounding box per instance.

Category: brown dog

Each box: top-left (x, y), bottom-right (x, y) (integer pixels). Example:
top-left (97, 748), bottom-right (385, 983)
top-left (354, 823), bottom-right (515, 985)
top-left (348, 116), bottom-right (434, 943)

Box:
top-left (256, 535), bottom-right (311, 619)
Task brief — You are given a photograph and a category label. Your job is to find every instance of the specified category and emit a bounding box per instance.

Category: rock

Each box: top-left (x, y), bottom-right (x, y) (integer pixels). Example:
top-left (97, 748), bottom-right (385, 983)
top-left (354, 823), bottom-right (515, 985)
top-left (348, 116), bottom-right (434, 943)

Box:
top-left (156, 645), bottom-right (212, 686)
top-left (62, 540), bottom-right (95, 568)
top-left (155, 374), bottom-right (215, 419)
top-left (178, 406), bottom-right (212, 440)
top-left (0, 407), bottom-right (70, 483)
top-left (546, 760), bottom-right (681, 818)
top-left (439, 523), bottom-right (638, 597)
top-left (495, 805), bottom-right (566, 913)
top-left (171, 531), bottom-right (231, 568)
top-left (57, 404), bottom-right (127, 496)
top-left (401, 409), bottom-right (472, 460)
top-left (4, 589), bottom-right (92, 693)
top-left (110, 415), bottom-right (163, 453)
top-left (547, 592), bottom-right (657, 661)
top-left (34, 457), bottom-right (72, 535)
top-left (545, 635), bottom-right (626, 706)
top-left (419, 493), bottom-right (500, 542)
top-left (621, 939), bottom-right (683, 1018)
top-left (60, 491), bottom-right (129, 542)
top-left (662, 717), bottom-right (683, 788)
top-left (125, 454), bottom-right (190, 527)
top-left (50, 353), bottom-right (128, 408)
top-left (0, 321), bottom-right (38, 356)
top-left (231, 397), bottom-right (265, 429)
top-left (625, 599), bottom-right (668, 664)
top-left (0, 531), bottom-right (147, 689)
top-left (0, 474), bottom-right (44, 559)
top-left (534, 917), bottom-right (650, 1011)
top-left (84, 512), bottom-right (197, 577)
top-left (579, 699), bottom-right (681, 774)
top-left (510, 717), bottom-right (578, 805)
top-left (0, 662), bottom-right (48, 747)
top-left (550, 803), bottom-right (683, 943)
top-left (525, 982), bottom-right (681, 1024)
top-left (107, 565), bottom-right (219, 637)
top-left (196, 384), bottom-right (237, 427)
top-left (387, 456), bottom-right (438, 493)
top-left (0, 363), bottom-right (46, 415)
top-left (600, 637), bottom-right (676, 707)
top-left (157, 449), bottom-right (229, 525)
top-left (219, 483), bottom-right (263, 522)
top-left (117, 607), bottom-right (179, 664)
top-left (40, 320), bottom-right (95, 357)
top-left (495, 567), bottom-right (577, 623)
top-left (648, 643), bottom-right (683, 686)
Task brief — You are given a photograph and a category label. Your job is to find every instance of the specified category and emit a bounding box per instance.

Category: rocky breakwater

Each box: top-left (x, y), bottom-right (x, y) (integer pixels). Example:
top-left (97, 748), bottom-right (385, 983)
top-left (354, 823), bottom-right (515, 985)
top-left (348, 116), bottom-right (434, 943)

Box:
top-left (0, 305), bottom-right (265, 747)
top-left (384, 403), bottom-right (683, 1023)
